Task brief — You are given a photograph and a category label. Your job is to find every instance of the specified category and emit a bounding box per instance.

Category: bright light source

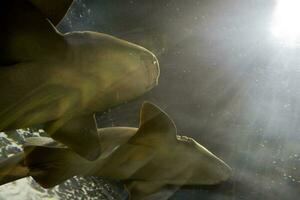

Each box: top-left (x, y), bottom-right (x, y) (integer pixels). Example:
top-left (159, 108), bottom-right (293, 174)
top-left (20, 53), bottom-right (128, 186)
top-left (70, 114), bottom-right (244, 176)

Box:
top-left (271, 0), bottom-right (300, 46)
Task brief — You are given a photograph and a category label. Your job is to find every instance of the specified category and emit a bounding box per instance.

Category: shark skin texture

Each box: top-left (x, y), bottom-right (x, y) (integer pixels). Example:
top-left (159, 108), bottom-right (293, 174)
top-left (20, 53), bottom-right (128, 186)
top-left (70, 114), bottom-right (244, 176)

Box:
top-left (0, 102), bottom-right (231, 200)
top-left (0, 0), bottom-right (160, 160)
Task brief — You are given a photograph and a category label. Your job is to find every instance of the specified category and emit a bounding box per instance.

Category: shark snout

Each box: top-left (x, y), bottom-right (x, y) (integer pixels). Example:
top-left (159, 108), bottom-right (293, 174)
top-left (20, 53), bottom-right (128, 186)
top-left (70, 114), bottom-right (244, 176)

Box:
top-left (188, 143), bottom-right (232, 185)
top-left (203, 157), bottom-right (232, 185)
top-left (140, 52), bottom-right (160, 90)
top-left (214, 159), bottom-right (232, 182)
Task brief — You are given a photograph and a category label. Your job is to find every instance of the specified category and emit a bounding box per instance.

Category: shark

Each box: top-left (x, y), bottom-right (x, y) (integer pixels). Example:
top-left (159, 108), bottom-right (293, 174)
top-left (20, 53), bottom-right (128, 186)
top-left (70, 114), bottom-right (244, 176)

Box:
top-left (0, 102), bottom-right (231, 200)
top-left (0, 0), bottom-right (160, 160)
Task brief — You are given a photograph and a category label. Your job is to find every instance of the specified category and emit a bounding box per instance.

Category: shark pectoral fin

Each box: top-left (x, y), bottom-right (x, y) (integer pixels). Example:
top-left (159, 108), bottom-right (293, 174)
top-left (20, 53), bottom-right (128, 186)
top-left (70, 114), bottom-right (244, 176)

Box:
top-left (0, 152), bottom-right (29, 186)
top-left (125, 180), bottom-right (166, 200)
top-left (44, 114), bottom-right (101, 161)
top-left (129, 102), bottom-right (177, 146)
top-left (24, 137), bottom-right (82, 188)
top-left (1, 1), bottom-right (67, 65)
top-left (29, 0), bottom-right (74, 25)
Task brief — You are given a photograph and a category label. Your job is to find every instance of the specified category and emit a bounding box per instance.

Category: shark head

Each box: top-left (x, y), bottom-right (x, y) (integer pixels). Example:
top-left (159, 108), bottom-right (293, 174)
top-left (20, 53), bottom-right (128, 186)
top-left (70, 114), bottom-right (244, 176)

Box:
top-left (173, 135), bottom-right (232, 185)
top-left (64, 32), bottom-right (160, 109)
top-left (125, 102), bottom-right (231, 185)
top-left (0, 1), bottom-right (159, 131)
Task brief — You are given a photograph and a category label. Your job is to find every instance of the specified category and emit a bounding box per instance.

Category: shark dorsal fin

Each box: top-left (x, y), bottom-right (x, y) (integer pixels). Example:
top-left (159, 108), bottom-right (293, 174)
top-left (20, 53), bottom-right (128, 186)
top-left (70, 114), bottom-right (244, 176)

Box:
top-left (0, 1), bottom-right (67, 66)
top-left (129, 102), bottom-right (177, 145)
top-left (29, 0), bottom-right (74, 25)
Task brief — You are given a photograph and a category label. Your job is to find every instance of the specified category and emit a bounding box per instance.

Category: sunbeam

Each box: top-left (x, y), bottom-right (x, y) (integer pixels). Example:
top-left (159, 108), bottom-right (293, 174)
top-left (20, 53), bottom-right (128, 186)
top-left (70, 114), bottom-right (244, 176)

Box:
top-left (271, 0), bottom-right (300, 46)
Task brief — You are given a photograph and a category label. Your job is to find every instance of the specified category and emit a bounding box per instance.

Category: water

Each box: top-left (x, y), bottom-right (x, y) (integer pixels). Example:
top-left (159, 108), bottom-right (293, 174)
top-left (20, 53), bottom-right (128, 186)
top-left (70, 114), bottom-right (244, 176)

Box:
top-left (2, 0), bottom-right (300, 199)
top-left (57, 0), bottom-right (300, 199)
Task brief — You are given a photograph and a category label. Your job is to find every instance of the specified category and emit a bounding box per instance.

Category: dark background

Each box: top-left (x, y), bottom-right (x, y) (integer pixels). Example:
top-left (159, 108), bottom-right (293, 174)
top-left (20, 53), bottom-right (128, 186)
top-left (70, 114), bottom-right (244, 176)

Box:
top-left (58, 0), bottom-right (300, 199)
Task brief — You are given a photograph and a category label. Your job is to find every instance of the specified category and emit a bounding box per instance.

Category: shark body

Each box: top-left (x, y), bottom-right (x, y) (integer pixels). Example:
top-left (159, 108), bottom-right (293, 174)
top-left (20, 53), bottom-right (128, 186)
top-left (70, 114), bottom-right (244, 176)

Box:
top-left (0, 102), bottom-right (231, 199)
top-left (0, 0), bottom-right (159, 159)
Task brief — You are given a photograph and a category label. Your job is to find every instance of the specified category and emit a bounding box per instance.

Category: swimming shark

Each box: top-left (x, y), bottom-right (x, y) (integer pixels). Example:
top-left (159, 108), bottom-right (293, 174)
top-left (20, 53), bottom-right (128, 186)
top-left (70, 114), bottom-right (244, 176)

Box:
top-left (0, 102), bottom-right (231, 200)
top-left (0, 0), bottom-right (159, 160)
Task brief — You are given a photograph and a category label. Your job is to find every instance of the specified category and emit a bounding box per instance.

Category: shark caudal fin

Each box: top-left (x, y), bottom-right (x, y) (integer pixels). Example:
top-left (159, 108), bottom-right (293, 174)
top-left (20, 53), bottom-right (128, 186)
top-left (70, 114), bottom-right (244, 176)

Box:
top-left (23, 137), bottom-right (85, 188)
top-left (128, 102), bottom-right (178, 146)
top-left (0, 153), bottom-right (30, 186)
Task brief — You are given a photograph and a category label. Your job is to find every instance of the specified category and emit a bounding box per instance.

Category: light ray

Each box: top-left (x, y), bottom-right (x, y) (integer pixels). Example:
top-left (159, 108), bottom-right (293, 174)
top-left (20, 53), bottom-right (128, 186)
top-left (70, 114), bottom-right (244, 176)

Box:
top-left (271, 0), bottom-right (300, 46)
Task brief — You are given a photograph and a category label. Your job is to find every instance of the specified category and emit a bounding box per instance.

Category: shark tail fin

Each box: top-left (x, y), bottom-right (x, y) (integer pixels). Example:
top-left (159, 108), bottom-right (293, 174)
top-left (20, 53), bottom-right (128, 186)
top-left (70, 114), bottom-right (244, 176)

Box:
top-left (23, 137), bottom-right (81, 188)
top-left (0, 152), bottom-right (30, 186)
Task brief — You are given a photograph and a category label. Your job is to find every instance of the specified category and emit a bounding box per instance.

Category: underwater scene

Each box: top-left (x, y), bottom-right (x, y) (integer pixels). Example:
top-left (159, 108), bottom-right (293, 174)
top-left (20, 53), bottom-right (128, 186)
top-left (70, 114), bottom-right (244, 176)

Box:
top-left (1, 0), bottom-right (300, 199)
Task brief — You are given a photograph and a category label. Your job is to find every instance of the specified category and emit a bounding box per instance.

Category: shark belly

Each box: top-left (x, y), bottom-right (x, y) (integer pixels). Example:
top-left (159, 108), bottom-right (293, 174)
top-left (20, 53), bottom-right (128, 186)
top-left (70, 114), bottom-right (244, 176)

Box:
top-left (0, 61), bottom-right (76, 130)
top-left (0, 59), bottom-right (103, 131)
